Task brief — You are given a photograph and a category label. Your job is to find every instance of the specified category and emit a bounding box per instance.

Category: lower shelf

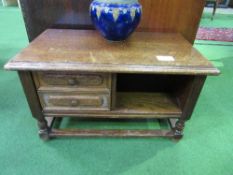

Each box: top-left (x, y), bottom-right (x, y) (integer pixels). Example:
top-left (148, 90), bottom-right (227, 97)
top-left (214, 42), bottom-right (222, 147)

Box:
top-left (49, 129), bottom-right (174, 137)
top-left (42, 117), bottom-right (180, 139)
top-left (115, 92), bottom-right (181, 117)
top-left (44, 92), bottom-right (182, 118)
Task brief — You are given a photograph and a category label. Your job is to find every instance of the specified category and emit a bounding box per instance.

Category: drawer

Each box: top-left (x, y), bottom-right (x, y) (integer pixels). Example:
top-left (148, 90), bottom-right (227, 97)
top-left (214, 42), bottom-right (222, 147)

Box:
top-left (39, 91), bottom-right (110, 112)
top-left (33, 72), bottom-right (111, 90)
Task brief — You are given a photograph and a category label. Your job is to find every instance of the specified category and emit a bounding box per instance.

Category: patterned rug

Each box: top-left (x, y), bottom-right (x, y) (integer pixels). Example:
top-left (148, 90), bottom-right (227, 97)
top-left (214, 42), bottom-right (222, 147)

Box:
top-left (196, 27), bottom-right (233, 42)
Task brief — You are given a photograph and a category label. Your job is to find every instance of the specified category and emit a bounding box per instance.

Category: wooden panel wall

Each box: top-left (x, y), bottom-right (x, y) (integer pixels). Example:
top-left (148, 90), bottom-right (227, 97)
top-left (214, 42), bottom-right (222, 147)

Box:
top-left (138, 0), bottom-right (205, 43)
top-left (19, 0), bottom-right (205, 43)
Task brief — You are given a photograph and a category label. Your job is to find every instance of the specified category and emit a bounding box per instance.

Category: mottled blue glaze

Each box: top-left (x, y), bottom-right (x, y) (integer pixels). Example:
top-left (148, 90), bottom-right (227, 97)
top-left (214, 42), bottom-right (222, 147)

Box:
top-left (90, 0), bottom-right (142, 41)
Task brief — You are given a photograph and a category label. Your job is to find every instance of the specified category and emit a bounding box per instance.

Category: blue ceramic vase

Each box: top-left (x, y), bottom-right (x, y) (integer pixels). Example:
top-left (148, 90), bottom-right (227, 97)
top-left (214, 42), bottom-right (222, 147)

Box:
top-left (90, 0), bottom-right (142, 41)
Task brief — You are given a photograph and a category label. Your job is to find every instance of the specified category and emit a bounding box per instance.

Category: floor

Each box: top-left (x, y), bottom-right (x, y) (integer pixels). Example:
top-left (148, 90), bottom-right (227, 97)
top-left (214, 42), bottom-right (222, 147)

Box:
top-left (0, 5), bottom-right (233, 175)
top-left (204, 6), bottom-right (233, 14)
top-left (1, 0), bottom-right (18, 6)
top-left (199, 7), bottom-right (233, 28)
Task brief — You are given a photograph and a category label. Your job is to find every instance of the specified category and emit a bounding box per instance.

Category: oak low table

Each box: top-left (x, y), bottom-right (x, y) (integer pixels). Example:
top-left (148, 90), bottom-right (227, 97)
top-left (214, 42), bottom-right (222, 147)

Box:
top-left (4, 29), bottom-right (219, 140)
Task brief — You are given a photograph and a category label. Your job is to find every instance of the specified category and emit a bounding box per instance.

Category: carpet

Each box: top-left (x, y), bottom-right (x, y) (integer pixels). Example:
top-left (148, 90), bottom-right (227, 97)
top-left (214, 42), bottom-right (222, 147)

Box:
top-left (1, 6), bottom-right (233, 175)
top-left (196, 27), bottom-right (233, 42)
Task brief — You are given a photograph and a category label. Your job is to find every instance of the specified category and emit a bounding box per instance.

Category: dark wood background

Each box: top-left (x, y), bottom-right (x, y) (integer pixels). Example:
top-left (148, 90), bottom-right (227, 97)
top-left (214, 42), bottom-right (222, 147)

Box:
top-left (19, 0), bottom-right (205, 43)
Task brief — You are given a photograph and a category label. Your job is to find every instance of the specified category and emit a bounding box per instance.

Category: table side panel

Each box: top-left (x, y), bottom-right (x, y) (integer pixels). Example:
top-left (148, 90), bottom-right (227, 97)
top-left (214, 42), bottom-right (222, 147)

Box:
top-left (18, 71), bottom-right (46, 123)
top-left (176, 75), bottom-right (207, 120)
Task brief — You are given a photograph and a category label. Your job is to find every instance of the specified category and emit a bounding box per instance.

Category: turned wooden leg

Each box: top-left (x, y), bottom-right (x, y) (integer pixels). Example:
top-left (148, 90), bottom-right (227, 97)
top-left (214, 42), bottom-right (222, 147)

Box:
top-left (212, 1), bottom-right (220, 20)
top-left (37, 119), bottom-right (50, 141)
top-left (173, 120), bottom-right (185, 139)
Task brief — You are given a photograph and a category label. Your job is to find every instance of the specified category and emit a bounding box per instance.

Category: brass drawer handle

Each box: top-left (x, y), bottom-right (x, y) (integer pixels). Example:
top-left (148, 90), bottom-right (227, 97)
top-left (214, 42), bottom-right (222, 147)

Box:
top-left (68, 78), bottom-right (77, 86)
top-left (70, 100), bottom-right (79, 107)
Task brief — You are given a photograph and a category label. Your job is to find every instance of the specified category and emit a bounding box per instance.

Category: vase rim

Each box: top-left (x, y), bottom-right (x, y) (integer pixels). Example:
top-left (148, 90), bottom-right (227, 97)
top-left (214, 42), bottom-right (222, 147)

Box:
top-left (93, 0), bottom-right (139, 4)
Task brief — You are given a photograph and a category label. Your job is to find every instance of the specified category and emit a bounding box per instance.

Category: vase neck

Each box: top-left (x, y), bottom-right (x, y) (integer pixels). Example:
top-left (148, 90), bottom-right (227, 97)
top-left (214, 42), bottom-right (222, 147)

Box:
top-left (93, 0), bottom-right (139, 4)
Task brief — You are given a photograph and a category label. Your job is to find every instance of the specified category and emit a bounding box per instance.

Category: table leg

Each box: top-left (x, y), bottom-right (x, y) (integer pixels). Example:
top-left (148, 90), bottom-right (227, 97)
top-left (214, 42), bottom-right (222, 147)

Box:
top-left (18, 71), bottom-right (50, 140)
top-left (173, 119), bottom-right (185, 139)
top-left (38, 119), bottom-right (50, 140)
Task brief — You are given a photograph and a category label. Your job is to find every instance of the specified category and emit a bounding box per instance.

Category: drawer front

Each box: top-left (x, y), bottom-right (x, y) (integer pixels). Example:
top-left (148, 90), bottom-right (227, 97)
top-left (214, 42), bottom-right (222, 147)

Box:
top-left (34, 72), bottom-right (111, 90)
top-left (39, 91), bottom-right (110, 112)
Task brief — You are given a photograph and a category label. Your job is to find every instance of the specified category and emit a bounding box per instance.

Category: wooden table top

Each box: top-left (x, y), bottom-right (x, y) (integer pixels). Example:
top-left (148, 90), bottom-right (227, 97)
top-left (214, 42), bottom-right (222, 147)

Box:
top-left (5, 29), bottom-right (219, 75)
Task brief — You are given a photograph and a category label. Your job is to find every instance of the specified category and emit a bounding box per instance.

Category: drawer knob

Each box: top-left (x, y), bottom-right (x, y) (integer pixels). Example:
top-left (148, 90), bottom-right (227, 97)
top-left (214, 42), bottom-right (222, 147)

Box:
top-left (68, 78), bottom-right (77, 86)
top-left (70, 100), bottom-right (79, 107)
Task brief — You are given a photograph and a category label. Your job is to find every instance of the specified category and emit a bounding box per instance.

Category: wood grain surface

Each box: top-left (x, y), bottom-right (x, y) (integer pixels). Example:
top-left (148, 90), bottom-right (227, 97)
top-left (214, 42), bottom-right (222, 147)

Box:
top-left (33, 71), bottom-right (111, 92)
top-left (5, 29), bottom-right (219, 75)
top-left (49, 128), bottom-right (175, 137)
top-left (19, 0), bottom-right (205, 43)
top-left (39, 91), bottom-right (111, 111)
